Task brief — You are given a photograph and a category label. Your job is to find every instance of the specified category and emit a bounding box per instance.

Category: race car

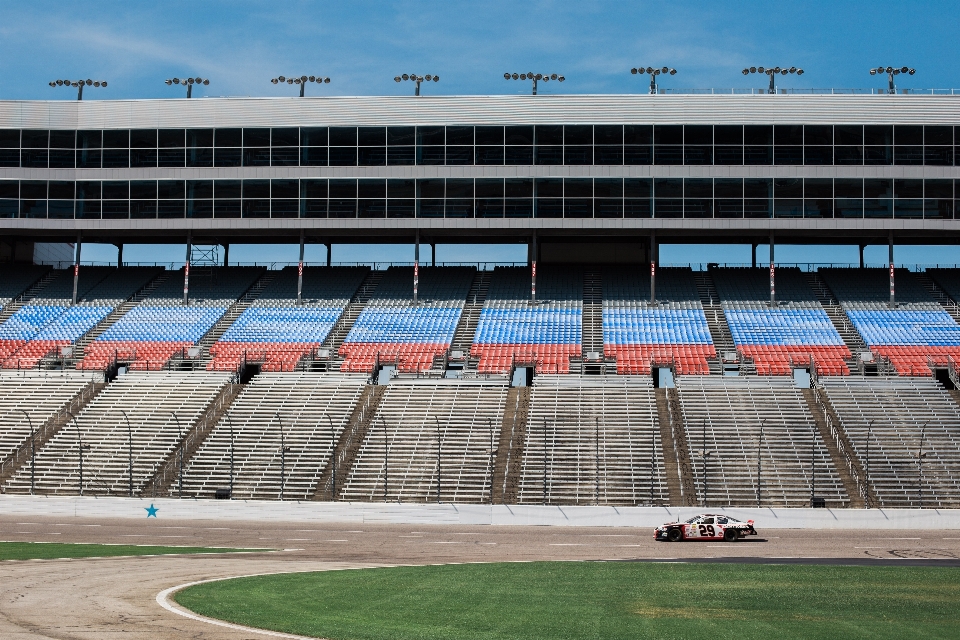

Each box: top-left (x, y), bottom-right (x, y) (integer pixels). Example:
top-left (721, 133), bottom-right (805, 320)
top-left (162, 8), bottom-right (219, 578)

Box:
top-left (654, 514), bottom-right (757, 542)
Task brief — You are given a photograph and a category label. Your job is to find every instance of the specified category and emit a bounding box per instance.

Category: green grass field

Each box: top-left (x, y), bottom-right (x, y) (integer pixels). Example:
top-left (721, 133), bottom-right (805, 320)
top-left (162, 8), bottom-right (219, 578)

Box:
top-left (175, 561), bottom-right (960, 640)
top-left (0, 541), bottom-right (263, 561)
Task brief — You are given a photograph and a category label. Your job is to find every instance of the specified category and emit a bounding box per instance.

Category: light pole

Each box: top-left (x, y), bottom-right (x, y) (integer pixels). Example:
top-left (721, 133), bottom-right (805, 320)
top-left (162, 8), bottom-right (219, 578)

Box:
top-left (434, 417), bottom-right (443, 504)
top-left (699, 419), bottom-right (713, 508)
top-left (870, 66), bottom-right (915, 94)
top-left (225, 412), bottom-right (235, 499)
top-left (49, 78), bottom-right (107, 100)
top-left (382, 417), bottom-right (389, 502)
top-left (119, 410), bottom-right (134, 498)
top-left (916, 424), bottom-right (928, 509)
top-left (327, 415), bottom-right (336, 501)
top-left (543, 418), bottom-right (549, 505)
top-left (68, 411), bottom-right (89, 496)
top-left (595, 416), bottom-right (600, 506)
top-left (19, 410), bottom-right (35, 495)
top-left (504, 72), bottom-right (564, 96)
top-left (271, 75), bottom-right (331, 97)
top-left (756, 421), bottom-right (765, 508)
top-left (171, 412), bottom-right (184, 499)
top-left (810, 422), bottom-right (817, 508)
top-left (394, 73), bottom-right (438, 96)
top-left (164, 77), bottom-right (209, 98)
top-left (275, 413), bottom-right (290, 501)
top-left (630, 66), bottom-right (676, 94)
top-left (488, 418), bottom-right (495, 505)
top-left (741, 66), bottom-right (804, 94)
top-left (865, 420), bottom-right (874, 508)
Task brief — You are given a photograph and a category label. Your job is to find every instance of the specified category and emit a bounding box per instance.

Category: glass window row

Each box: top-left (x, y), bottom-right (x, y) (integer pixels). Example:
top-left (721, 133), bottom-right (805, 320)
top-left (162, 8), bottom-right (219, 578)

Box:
top-left (0, 177), bottom-right (955, 200)
top-left (1, 125), bottom-right (958, 168)
top-left (2, 197), bottom-right (954, 220)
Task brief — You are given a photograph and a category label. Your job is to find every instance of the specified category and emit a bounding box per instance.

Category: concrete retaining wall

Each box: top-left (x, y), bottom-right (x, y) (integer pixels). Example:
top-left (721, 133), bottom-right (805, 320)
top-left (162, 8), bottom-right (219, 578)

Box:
top-left (2, 495), bottom-right (959, 529)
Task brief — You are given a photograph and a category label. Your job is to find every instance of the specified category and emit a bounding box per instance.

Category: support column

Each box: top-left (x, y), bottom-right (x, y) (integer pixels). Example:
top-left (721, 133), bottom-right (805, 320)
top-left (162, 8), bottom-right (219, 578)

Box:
top-left (859, 244), bottom-right (865, 269)
top-left (223, 244), bottom-right (229, 267)
top-left (431, 242), bottom-right (436, 267)
top-left (769, 232), bottom-right (775, 307)
top-left (116, 243), bottom-right (123, 268)
top-left (889, 232), bottom-right (895, 308)
top-left (531, 231), bottom-right (538, 303)
top-left (326, 243), bottom-right (332, 267)
top-left (71, 234), bottom-right (81, 305)
top-left (413, 230), bottom-right (420, 305)
top-left (650, 231), bottom-right (657, 305)
top-left (752, 243), bottom-right (757, 269)
top-left (183, 234), bottom-right (191, 306)
top-left (297, 231), bottom-right (305, 305)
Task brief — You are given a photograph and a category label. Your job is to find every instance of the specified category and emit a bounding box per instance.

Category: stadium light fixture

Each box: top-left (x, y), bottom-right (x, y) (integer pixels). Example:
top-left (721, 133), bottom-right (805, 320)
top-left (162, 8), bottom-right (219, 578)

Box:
top-left (164, 76), bottom-right (210, 98)
top-left (869, 66), bottom-right (915, 94)
top-left (49, 78), bottom-right (107, 101)
top-left (503, 72), bottom-right (564, 95)
top-left (740, 66), bottom-right (804, 94)
top-left (271, 75), bottom-right (331, 97)
top-left (394, 73), bottom-right (439, 96)
top-left (630, 66), bottom-right (677, 94)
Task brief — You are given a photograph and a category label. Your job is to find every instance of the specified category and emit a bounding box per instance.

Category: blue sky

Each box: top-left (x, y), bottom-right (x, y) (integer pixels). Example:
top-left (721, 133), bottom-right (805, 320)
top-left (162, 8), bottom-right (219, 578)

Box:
top-left (3, 0), bottom-right (959, 266)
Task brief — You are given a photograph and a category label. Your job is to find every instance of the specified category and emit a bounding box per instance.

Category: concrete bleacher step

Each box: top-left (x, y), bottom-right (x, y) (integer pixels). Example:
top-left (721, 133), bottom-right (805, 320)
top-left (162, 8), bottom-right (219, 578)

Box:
top-left (655, 388), bottom-right (693, 506)
top-left (194, 269), bottom-right (274, 365)
top-left (802, 388), bottom-right (870, 508)
top-left (320, 270), bottom-right (385, 364)
top-left (71, 270), bottom-right (170, 362)
top-left (314, 384), bottom-right (386, 500)
top-left (694, 272), bottom-right (736, 374)
top-left (915, 272), bottom-right (960, 326)
top-left (0, 378), bottom-right (107, 492)
top-left (444, 270), bottom-right (492, 370)
top-left (490, 386), bottom-right (530, 504)
top-left (581, 267), bottom-right (603, 357)
top-left (140, 378), bottom-right (244, 498)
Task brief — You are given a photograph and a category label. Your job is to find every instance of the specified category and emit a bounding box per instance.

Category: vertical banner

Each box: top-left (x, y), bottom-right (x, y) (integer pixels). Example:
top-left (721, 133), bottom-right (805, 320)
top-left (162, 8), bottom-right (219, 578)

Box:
top-left (531, 260), bottom-right (537, 302)
top-left (414, 260), bottom-right (419, 303)
top-left (769, 262), bottom-right (775, 303)
top-left (889, 262), bottom-right (895, 303)
top-left (650, 261), bottom-right (656, 303)
top-left (297, 260), bottom-right (304, 303)
top-left (183, 261), bottom-right (190, 304)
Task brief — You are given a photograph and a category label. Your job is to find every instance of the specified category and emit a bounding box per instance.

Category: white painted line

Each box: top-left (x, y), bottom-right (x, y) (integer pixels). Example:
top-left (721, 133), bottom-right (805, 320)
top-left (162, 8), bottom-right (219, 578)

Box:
top-left (549, 543), bottom-right (585, 546)
top-left (324, 540), bottom-right (349, 542)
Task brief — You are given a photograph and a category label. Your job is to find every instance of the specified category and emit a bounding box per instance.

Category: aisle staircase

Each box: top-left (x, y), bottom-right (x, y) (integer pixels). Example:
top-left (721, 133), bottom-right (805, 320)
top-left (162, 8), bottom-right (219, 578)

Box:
top-left (490, 386), bottom-right (530, 504)
top-left (443, 270), bottom-right (491, 371)
top-left (318, 270), bottom-right (384, 369)
top-left (694, 272), bottom-right (736, 375)
top-left (804, 272), bottom-right (870, 372)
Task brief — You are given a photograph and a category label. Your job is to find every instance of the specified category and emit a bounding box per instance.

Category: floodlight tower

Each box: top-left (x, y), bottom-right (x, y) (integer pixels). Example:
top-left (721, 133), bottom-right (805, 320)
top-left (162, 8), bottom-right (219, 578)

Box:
top-left (49, 79), bottom-right (107, 101)
top-left (271, 75), bottom-right (331, 97)
top-left (504, 72), bottom-right (564, 95)
top-left (630, 66), bottom-right (677, 94)
top-left (164, 77), bottom-right (210, 98)
top-left (741, 66), bottom-right (804, 94)
top-left (870, 66), bottom-right (915, 94)
top-left (394, 73), bottom-right (439, 96)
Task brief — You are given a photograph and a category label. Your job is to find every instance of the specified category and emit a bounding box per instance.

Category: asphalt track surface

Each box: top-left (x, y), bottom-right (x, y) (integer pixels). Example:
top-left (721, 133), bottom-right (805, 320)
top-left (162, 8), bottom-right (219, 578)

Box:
top-left (1, 515), bottom-right (959, 639)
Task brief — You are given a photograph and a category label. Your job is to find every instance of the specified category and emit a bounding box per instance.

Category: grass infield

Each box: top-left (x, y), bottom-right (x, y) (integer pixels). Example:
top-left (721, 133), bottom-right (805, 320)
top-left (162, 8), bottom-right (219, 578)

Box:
top-left (175, 561), bottom-right (960, 640)
top-left (0, 541), bottom-right (262, 561)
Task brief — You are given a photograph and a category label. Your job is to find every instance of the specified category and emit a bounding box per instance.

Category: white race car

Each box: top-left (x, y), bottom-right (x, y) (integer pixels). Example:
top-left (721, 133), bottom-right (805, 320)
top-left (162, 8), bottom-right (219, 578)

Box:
top-left (654, 514), bottom-right (757, 542)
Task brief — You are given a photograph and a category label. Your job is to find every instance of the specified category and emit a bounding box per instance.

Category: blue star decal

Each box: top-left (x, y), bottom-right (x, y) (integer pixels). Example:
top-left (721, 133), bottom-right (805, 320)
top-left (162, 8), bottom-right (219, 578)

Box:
top-left (145, 504), bottom-right (159, 518)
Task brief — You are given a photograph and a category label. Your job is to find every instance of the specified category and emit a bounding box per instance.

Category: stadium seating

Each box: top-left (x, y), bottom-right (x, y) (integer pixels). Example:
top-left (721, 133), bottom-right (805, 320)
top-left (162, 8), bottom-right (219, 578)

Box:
top-left (602, 267), bottom-right (714, 375)
top-left (676, 375), bottom-right (849, 507)
top-left (471, 266), bottom-right (582, 374)
top-left (79, 267), bottom-right (263, 371)
top-left (0, 267), bottom-right (160, 369)
top-left (339, 266), bottom-right (474, 373)
top-left (820, 268), bottom-right (960, 376)
top-left (340, 378), bottom-right (506, 502)
top-left (207, 266), bottom-right (369, 372)
top-left (0, 370), bottom-right (102, 471)
top-left (821, 377), bottom-right (960, 508)
top-left (4, 372), bottom-right (232, 495)
top-left (180, 372), bottom-right (369, 499)
top-left (0, 264), bottom-right (49, 307)
top-left (712, 267), bottom-right (850, 376)
top-left (517, 375), bottom-right (668, 505)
